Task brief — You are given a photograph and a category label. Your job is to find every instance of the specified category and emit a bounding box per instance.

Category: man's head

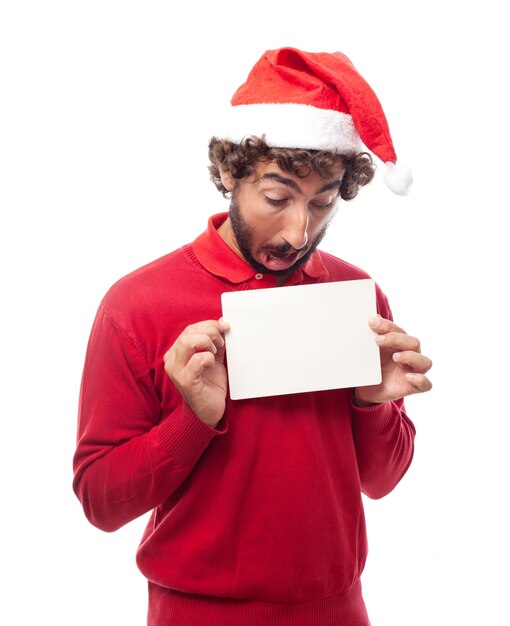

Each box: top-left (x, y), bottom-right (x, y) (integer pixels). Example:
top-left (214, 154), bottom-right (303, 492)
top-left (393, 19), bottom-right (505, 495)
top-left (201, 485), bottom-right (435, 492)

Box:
top-left (208, 47), bottom-right (409, 276)
top-left (209, 136), bottom-right (375, 275)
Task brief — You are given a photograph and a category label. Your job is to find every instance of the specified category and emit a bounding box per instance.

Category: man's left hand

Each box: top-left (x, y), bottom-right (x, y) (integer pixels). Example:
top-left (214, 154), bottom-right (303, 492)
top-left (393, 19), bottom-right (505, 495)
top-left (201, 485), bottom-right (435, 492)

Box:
top-left (354, 316), bottom-right (433, 406)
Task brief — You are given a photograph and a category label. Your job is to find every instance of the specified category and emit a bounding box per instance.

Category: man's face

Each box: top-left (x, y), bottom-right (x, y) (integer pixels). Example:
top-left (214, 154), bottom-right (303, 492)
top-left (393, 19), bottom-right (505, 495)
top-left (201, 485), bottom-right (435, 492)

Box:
top-left (220, 160), bottom-right (345, 276)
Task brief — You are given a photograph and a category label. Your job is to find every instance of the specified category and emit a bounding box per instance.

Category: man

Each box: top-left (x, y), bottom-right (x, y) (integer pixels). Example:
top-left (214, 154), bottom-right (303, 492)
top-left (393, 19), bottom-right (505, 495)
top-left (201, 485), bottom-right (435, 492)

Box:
top-left (73, 48), bottom-right (432, 626)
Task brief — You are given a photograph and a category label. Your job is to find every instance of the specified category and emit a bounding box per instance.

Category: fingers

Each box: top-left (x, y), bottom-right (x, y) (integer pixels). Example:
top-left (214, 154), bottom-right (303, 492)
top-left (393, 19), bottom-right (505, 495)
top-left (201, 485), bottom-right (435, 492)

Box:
top-left (369, 315), bottom-right (405, 335)
top-left (376, 331), bottom-right (421, 353)
top-left (403, 372), bottom-right (433, 393)
top-left (173, 332), bottom-right (219, 367)
top-left (164, 319), bottom-right (229, 379)
top-left (393, 350), bottom-right (433, 373)
top-left (370, 315), bottom-right (433, 397)
top-left (370, 316), bottom-right (421, 353)
top-left (184, 350), bottom-right (217, 384)
top-left (394, 351), bottom-right (433, 393)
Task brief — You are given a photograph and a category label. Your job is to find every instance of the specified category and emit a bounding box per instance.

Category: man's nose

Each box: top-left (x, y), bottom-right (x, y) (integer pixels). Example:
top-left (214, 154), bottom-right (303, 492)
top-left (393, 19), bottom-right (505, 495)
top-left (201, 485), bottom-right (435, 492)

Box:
top-left (282, 208), bottom-right (309, 250)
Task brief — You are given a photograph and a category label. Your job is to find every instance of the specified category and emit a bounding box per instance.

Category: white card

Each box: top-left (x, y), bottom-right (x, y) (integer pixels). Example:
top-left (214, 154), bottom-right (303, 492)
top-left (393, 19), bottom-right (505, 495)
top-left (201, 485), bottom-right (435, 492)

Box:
top-left (221, 279), bottom-right (382, 400)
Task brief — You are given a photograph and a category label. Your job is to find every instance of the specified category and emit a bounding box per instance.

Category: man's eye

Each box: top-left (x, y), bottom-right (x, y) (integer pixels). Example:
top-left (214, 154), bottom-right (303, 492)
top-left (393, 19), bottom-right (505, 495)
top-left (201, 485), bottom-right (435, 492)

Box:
top-left (311, 200), bottom-right (334, 210)
top-left (264, 196), bottom-right (288, 207)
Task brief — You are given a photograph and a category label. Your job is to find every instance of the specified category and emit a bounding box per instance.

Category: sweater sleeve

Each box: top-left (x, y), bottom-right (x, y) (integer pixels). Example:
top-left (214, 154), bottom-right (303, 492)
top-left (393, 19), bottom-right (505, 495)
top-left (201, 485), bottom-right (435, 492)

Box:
top-left (72, 305), bottom-right (227, 532)
top-left (351, 398), bottom-right (415, 499)
top-left (351, 282), bottom-right (416, 499)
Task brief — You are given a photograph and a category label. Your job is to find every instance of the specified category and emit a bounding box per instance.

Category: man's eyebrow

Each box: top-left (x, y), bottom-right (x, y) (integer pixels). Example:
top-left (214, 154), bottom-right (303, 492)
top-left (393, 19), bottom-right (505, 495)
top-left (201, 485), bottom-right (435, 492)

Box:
top-left (317, 180), bottom-right (343, 194)
top-left (259, 173), bottom-right (302, 193)
top-left (259, 173), bottom-right (342, 195)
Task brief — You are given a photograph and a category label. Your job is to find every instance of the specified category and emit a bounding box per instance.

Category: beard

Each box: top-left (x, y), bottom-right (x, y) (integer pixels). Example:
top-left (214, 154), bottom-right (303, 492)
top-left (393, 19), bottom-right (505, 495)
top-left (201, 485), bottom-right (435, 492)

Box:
top-left (228, 198), bottom-right (334, 276)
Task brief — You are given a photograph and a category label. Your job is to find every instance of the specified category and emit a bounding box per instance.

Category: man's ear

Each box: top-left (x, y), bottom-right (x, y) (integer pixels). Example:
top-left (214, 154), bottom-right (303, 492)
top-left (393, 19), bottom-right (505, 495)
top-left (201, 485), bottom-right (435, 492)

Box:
top-left (219, 168), bottom-right (235, 192)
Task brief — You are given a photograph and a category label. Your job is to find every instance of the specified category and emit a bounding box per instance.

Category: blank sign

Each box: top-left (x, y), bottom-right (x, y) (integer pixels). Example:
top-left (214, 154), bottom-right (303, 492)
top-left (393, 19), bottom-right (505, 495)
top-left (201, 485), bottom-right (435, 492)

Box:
top-left (221, 279), bottom-right (382, 400)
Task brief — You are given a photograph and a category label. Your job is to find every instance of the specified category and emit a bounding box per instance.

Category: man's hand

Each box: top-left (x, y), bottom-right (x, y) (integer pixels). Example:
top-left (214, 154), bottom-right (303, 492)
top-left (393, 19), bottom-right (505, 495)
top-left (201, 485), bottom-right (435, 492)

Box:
top-left (164, 319), bottom-right (230, 427)
top-left (354, 315), bottom-right (433, 406)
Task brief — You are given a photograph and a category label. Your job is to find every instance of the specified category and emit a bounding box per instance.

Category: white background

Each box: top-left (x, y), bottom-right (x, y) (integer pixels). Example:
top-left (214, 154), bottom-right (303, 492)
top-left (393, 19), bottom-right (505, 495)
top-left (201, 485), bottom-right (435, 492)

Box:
top-left (1, 1), bottom-right (508, 624)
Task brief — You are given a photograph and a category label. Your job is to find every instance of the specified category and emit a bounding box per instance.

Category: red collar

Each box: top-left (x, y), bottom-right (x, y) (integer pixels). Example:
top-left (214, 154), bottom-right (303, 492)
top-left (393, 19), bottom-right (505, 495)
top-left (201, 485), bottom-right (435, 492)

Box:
top-left (192, 213), bottom-right (328, 285)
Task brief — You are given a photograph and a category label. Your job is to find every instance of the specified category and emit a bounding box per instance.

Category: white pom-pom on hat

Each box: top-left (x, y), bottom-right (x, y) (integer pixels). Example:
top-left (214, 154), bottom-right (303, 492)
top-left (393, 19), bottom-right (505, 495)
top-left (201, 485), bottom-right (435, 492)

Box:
top-left (383, 161), bottom-right (413, 196)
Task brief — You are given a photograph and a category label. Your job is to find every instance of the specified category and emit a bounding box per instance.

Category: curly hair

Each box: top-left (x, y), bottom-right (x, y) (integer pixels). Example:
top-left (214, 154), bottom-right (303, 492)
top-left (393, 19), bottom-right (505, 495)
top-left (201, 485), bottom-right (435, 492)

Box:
top-left (208, 136), bottom-right (376, 201)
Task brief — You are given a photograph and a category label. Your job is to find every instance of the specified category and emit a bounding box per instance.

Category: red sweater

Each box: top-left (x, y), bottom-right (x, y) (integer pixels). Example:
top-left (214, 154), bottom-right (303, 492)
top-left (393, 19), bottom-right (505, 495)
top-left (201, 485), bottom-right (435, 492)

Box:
top-left (73, 213), bottom-right (416, 626)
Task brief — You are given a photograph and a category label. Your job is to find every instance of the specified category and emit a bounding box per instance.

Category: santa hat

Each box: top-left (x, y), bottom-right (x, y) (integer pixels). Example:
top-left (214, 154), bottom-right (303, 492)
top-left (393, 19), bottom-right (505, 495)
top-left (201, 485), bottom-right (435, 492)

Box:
top-left (218, 47), bottom-right (412, 195)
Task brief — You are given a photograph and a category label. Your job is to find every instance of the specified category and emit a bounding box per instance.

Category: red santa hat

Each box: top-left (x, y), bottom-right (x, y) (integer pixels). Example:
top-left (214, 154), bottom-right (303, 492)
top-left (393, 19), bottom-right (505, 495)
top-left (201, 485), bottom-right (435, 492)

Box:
top-left (218, 47), bottom-right (412, 195)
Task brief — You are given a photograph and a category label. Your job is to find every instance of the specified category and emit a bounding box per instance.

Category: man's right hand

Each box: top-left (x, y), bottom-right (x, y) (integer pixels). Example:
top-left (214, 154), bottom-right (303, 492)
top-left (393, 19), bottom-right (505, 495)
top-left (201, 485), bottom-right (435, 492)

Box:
top-left (163, 319), bottom-right (230, 427)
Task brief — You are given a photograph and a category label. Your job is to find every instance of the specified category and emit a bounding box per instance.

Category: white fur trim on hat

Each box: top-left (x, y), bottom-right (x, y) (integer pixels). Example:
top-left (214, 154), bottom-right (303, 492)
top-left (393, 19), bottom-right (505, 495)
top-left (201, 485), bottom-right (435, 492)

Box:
top-left (216, 103), bottom-right (363, 153)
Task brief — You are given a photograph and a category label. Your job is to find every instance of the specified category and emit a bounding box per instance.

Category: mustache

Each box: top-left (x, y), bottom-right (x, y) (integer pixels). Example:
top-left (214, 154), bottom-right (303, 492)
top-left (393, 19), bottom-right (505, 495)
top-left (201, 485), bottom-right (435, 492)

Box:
top-left (261, 242), bottom-right (306, 257)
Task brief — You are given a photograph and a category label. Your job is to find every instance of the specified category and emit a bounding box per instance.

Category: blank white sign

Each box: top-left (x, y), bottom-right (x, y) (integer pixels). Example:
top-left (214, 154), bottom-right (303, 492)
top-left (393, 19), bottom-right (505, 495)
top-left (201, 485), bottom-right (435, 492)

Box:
top-left (221, 278), bottom-right (382, 400)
